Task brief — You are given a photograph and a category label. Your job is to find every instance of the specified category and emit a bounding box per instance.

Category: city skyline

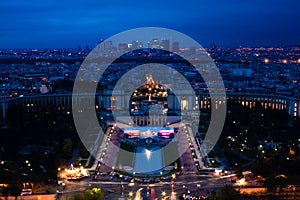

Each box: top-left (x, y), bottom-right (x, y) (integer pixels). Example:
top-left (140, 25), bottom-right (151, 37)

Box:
top-left (1, 0), bottom-right (300, 48)
top-left (1, 2), bottom-right (300, 199)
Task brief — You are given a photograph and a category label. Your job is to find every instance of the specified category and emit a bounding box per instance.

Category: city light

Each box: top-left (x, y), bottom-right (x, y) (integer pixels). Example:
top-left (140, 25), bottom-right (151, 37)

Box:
top-left (1, 28), bottom-right (300, 200)
top-left (172, 174), bottom-right (176, 179)
top-left (59, 165), bottom-right (89, 180)
top-left (237, 178), bottom-right (247, 186)
top-left (264, 58), bottom-right (269, 63)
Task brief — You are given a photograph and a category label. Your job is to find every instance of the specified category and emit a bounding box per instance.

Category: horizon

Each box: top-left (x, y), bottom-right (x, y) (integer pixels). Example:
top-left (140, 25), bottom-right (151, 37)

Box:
top-left (1, 43), bottom-right (300, 51)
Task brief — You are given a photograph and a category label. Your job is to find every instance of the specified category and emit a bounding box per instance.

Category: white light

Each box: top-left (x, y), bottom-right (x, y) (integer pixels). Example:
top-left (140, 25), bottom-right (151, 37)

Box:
top-left (237, 178), bottom-right (246, 186)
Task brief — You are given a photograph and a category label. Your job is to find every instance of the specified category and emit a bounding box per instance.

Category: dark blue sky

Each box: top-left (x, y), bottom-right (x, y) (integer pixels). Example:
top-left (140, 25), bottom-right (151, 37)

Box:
top-left (1, 0), bottom-right (300, 48)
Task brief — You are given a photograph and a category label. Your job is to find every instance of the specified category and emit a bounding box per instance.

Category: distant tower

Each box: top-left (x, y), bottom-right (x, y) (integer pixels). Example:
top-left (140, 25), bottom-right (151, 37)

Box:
top-left (160, 39), bottom-right (170, 51)
top-left (171, 41), bottom-right (180, 53)
top-left (118, 43), bottom-right (129, 54)
top-left (149, 38), bottom-right (160, 49)
top-left (132, 41), bottom-right (143, 50)
top-left (190, 46), bottom-right (196, 54)
top-left (103, 40), bottom-right (113, 51)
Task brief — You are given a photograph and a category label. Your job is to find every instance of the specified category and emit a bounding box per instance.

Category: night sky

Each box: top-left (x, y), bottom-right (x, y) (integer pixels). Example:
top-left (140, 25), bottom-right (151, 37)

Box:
top-left (1, 0), bottom-right (300, 48)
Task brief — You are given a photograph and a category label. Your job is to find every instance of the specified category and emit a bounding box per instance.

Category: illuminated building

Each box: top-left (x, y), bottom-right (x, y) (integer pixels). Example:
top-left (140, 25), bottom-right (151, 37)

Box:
top-left (160, 39), bottom-right (170, 51)
top-left (1, 91), bottom-right (299, 121)
top-left (171, 41), bottom-right (180, 53)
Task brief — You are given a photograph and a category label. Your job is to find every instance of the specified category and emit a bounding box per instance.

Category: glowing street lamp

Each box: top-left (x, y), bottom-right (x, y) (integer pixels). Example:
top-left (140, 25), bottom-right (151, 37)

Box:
top-left (237, 178), bottom-right (246, 187)
top-left (129, 192), bottom-right (133, 197)
top-left (172, 174), bottom-right (176, 179)
top-left (264, 58), bottom-right (269, 63)
top-left (171, 174), bottom-right (176, 195)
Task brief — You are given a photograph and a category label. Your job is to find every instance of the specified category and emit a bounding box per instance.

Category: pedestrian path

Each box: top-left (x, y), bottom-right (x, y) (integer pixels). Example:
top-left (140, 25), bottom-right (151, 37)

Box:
top-left (175, 126), bottom-right (198, 173)
top-left (186, 125), bottom-right (206, 169)
top-left (88, 127), bottom-right (111, 170)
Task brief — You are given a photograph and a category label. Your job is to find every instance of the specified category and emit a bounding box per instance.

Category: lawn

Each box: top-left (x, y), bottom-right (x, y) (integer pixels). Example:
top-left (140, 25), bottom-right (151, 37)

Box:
top-left (162, 141), bottom-right (179, 167)
top-left (115, 142), bottom-right (135, 169)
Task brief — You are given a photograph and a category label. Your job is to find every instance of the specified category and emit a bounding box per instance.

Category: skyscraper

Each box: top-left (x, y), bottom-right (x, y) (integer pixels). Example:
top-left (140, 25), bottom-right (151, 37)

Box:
top-left (132, 40), bottom-right (143, 50)
top-left (160, 39), bottom-right (170, 51)
top-left (149, 38), bottom-right (160, 49)
top-left (118, 43), bottom-right (129, 54)
top-left (172, 41), bottom-right (180, 53)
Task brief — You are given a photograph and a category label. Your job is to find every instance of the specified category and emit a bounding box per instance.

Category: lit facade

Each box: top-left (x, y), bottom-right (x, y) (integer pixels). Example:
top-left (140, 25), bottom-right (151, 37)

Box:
top-left (0, 91), bottom-right (299, 120)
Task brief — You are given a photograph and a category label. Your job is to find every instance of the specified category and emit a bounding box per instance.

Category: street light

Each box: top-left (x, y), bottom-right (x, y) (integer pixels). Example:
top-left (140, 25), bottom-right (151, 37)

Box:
top-left (172, 174), bottom-right (176, 179)
top-left (171, 174), bottom-right (176, 195)
top-left (147, 185), bottom-right (150, 197)
top-left (197, 184), bottom-right (201, 196)
top-left (119, 175), bottom-right (124, 197)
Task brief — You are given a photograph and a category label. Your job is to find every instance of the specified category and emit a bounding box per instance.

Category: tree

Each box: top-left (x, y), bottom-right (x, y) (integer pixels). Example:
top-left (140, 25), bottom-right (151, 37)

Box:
top-left (83, 188), bottom-right (104, 200)
top-left (263, 175), bottom-right (287, 192)
top-left (73, 193), bottom-right (84, 200)
top-left (70, 192), bottom-right (103, 200)
top-left (263, 177), bottom-right (277, 192)
top-left (10, 184), bottom-right (22, 200)
top-left (1, 186), bottom-right (9, 200)
top-left (62, 138), bottom-right (73, 154)
top-left (207, 185), bottom-right (241, 200)
top-left (275, 175), bottom-right (287, 192)
top-left (235, 171), bottom-right (244, 180)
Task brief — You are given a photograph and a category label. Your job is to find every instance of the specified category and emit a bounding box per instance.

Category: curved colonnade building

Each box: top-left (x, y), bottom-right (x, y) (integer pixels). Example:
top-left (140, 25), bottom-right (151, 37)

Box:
top-left (1, 91), bottom-right (299, 123)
